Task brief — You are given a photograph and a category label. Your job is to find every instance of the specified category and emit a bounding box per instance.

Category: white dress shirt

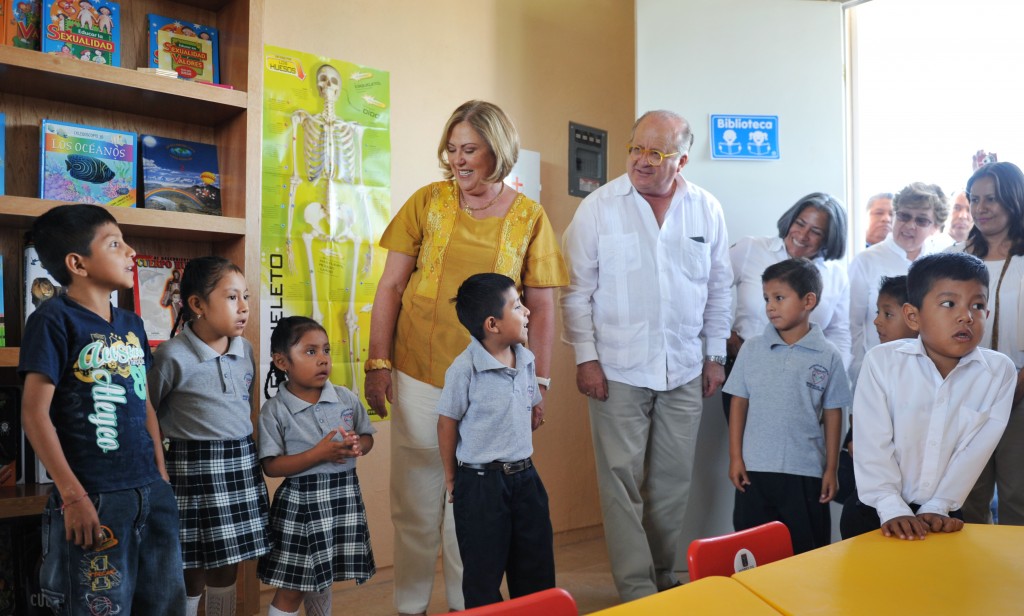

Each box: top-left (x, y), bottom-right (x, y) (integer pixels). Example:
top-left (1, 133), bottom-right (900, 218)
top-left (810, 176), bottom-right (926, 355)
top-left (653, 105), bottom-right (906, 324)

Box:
top-left (848, 236), bottom-right (938, 383)
top-left (853, 338), bottom-right (1015, 524)
top-left (561, 173), bottom-right (732, 390)
top-left (730, 235), bottom-right (852, 368)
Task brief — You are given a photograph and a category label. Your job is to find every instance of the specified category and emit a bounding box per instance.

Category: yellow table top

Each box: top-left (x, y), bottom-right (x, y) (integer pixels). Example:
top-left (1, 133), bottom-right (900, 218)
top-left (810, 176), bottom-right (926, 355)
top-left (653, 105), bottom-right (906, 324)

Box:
top-left (592, 575), bottom-right (781, 615)
top-left (733, 523), bottom-right (1024, 615)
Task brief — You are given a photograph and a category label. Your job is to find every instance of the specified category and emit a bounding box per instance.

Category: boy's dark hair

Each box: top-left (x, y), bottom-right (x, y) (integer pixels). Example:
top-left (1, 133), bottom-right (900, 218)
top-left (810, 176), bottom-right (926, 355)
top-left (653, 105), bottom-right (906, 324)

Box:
top-left (761, 258), bottom-right (823, 308)
top-left (31, 204), bottom-right (117, 286)
top-left (877, 275), bottom-right (909, 306)
top-left (264, 316), bottom-right (327, 399)
top-left (453, 273), bottom-right (516, 341)
top-left (170, 256), bottom-right (244, 338)
top-left (907, 252), bottom-right (989, 308)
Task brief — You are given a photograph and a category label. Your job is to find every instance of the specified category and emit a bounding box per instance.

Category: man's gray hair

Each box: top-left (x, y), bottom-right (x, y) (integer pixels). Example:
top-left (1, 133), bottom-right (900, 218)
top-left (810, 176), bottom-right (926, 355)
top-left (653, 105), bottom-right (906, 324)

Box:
top-left (631, 110), bottom-right (694, 156)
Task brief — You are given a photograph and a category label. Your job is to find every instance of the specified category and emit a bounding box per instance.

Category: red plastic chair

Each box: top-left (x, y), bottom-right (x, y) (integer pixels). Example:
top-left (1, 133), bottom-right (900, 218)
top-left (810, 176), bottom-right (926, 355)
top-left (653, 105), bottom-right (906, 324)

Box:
top-left (686, 521), bottom-right (794, 581)
top-left (459, 588), bottom-right (578, 615)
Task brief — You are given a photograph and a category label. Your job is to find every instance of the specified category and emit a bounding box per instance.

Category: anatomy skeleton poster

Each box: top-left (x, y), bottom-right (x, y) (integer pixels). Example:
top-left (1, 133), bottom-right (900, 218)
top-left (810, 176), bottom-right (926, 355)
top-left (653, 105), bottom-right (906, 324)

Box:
top-left (261, 45), bottom-right (390, 417)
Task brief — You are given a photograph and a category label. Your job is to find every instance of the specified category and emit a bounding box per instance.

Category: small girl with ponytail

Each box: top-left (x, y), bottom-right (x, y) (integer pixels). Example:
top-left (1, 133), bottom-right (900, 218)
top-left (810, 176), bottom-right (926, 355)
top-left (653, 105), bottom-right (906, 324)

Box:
top-left (149, 256), bottom-right (271, 616)
top-left (258, 316), bottom-right (376, 616)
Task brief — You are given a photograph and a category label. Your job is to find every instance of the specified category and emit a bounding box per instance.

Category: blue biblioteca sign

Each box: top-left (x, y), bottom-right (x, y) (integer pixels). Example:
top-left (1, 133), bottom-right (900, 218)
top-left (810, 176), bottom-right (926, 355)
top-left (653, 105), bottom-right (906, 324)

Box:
top-left (709, 114), bottom-right (780, 160)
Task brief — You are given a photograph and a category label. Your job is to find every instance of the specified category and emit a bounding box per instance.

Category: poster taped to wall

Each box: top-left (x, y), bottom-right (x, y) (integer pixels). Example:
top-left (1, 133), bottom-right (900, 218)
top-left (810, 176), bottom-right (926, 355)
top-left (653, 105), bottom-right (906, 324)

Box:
top-left (261, 45), bottom-right (391, 418)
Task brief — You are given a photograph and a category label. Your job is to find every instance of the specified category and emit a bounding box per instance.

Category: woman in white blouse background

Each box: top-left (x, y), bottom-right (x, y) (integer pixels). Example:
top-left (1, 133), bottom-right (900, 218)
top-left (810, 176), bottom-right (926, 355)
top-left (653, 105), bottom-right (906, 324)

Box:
top-left (956, 161), bottom-right (1024, 527)
top-left (726, 193), bottom-right (850, 416)
top-left (847, 183), bottom-right (947, 385)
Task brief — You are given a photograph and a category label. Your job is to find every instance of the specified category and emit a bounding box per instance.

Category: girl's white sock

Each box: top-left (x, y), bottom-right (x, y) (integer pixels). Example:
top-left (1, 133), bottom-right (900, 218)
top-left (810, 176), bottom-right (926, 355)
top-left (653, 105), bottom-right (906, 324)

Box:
top-left (267, 606), bottom-right (299, 616)
top-left (303, 588), bottom-right (333, 616)
top-left (206, 583), bottom-right (237, 616)
top-left (185, 595), bottom-right (201, 616)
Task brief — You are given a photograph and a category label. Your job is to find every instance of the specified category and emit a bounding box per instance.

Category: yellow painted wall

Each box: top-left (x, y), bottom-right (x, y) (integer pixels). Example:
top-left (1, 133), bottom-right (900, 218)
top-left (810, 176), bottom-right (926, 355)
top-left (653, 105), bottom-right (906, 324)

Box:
top-left (264, 0), bottom-right (636, 568)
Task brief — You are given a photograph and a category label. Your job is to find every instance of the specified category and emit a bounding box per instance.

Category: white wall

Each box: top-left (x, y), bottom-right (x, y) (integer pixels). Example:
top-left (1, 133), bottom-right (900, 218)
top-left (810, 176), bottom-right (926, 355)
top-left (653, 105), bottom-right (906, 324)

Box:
top-left (636, 0), bottom-right (847, 553)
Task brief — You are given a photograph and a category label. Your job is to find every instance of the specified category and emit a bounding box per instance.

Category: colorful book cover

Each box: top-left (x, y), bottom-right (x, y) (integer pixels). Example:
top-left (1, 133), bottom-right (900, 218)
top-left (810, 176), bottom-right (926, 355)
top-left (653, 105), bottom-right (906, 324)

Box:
top-left (41, 0), bottom-right (120, 67)
top-left (40, 119), bottom-right (136, 207)
top-left (3, 0), bottom-right (41, 49)
top-left (140, 135), bottom-right (221, 215)
top-left (0, 112), bottom-right (5, 196)
top-left (148, 14), bottom-right (219, 84)
top-left (23, 243), bottom-right (117, 325)
top-left (133, 254), bottom-right (189, 347)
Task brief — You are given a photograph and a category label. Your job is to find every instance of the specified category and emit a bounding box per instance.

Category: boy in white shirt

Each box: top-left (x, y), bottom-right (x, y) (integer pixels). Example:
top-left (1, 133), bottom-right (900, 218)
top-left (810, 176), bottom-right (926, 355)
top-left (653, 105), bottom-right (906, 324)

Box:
top-left (851, 252), bottom-right (1015, 540)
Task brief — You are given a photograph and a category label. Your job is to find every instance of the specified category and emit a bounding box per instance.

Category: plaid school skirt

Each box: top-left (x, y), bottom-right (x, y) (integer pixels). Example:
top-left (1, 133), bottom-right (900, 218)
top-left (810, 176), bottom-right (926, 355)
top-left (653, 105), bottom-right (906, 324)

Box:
top-left (257, 471), bottom-right (375, 592)
top-left (167, 437), bottom-right (272, 569)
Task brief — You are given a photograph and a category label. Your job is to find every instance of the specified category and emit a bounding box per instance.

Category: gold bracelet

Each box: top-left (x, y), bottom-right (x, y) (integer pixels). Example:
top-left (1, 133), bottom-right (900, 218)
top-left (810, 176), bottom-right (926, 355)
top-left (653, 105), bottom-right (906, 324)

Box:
top-left (364, 358), bottom-right (393, 373)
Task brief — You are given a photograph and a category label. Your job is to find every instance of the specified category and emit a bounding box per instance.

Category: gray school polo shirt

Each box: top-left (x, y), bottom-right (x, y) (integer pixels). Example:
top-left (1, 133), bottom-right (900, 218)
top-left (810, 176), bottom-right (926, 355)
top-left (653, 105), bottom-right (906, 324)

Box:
top-left (723, 323), bottom-right (851, 478)
top-left (150, 324), bottom-right (255, 440)
top-left (258, 381), bottom-right (376, 476)
top-left (436, 338), bottom-right (542, 464)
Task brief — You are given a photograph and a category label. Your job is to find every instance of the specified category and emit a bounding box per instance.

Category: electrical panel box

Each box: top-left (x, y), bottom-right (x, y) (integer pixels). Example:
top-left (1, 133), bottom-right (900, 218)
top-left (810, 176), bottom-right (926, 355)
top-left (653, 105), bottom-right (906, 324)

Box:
top-left (568, 122), bottom-right (607, 198)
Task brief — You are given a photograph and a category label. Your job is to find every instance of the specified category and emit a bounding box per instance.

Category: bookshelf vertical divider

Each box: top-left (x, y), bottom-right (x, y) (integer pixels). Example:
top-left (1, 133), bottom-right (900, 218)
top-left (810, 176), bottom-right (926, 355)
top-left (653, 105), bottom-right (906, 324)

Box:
top-left (0, 1), bottom-right (264, 612)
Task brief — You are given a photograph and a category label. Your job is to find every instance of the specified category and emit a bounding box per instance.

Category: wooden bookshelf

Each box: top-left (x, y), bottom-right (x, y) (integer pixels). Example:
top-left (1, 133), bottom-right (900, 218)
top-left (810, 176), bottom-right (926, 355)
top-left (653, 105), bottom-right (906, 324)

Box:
top-left (0, 0), bottom-right (263, 611)
top-left (0, 483), bottom-right (51, 520)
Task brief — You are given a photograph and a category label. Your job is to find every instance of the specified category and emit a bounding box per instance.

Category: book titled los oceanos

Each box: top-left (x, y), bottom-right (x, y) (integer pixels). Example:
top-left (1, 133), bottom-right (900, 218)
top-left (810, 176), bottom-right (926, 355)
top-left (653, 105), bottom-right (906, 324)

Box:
top-left (148, 14), bottom-right (219, 83)
top-left (41, 0), bottom-right (121, 67)
top-left (40, 119), bottom-right (136, 207)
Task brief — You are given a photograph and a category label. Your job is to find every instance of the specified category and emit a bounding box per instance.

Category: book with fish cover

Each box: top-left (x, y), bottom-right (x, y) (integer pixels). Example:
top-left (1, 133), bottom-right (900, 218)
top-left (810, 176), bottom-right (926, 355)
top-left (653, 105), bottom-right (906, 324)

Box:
top-left (133, 254), bottom-right (190, 347)
top-left (140, 135), bottom-right (221, 215)
top-left (147, 14), bottom-right (219, 84)
top-left (3, 0), bottom-right (42, 50)
top-left (40, 0), bottom-right (120, 66)
top-left (39, 119), bottom-right (136, 207)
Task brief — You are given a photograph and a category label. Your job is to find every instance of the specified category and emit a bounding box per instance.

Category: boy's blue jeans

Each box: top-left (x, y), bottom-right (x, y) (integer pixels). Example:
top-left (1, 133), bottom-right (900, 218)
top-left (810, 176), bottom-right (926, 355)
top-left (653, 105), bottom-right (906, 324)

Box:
top-left (40, 480), bottom-right (186, 615)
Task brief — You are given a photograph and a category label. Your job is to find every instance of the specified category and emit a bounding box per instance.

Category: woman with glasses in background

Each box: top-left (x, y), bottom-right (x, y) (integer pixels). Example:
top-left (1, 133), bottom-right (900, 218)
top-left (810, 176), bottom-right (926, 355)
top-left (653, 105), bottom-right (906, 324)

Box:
top-left (726, 193), bottom-right (851, 419)
top-left (848, 182), bottom-right (949, 385)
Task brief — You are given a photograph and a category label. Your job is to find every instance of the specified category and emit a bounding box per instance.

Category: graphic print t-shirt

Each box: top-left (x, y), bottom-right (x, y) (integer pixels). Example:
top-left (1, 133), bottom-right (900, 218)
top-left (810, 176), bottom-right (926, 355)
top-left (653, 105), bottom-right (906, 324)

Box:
top-left (19, 296), bottom-right (160, 493)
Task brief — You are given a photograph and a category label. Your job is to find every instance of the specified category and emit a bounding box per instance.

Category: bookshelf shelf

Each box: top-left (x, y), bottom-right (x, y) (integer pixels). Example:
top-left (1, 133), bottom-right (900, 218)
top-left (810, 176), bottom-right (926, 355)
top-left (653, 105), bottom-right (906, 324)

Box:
top-left (0, 348), bottom-right (17, 368)
top-left (0, 47), bottom-right (247, 126)
top-left (0, 483), bottom-right (51, 520)
top-left (0, 0), bottom-right (263, 610)
top-left (0, 196), bottom-right (246, 241)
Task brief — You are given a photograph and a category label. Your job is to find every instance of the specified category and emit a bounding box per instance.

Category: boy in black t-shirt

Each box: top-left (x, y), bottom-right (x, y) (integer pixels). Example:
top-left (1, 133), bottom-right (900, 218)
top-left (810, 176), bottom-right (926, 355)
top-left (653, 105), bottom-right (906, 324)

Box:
top-left (19, 204), bottom-right (186, 615)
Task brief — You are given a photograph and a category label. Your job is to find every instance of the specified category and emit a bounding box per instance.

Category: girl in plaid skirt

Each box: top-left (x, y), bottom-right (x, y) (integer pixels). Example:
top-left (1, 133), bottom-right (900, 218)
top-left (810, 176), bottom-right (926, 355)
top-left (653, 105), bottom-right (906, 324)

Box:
top-left (150, 256), bottom-right (272, 616)
top-left (258, 316), bottom-right (376, 616)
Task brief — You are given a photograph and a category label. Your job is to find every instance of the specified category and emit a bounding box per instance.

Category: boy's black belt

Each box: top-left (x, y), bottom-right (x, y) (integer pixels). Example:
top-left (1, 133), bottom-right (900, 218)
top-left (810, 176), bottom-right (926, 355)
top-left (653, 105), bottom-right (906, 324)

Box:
top-left (460, 458), bottom-right (533, 475)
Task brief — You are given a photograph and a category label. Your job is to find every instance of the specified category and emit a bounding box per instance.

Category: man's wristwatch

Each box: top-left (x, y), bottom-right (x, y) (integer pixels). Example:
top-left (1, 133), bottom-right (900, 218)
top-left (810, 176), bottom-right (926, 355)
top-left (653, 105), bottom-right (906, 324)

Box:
top-left (705, 355), bottom-right (727, 366)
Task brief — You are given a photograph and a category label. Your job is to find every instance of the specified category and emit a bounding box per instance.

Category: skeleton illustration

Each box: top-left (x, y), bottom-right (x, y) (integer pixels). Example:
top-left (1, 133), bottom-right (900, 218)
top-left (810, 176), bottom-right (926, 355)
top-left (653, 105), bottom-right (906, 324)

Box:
top-left (286, 64), bottom-right (374, 394)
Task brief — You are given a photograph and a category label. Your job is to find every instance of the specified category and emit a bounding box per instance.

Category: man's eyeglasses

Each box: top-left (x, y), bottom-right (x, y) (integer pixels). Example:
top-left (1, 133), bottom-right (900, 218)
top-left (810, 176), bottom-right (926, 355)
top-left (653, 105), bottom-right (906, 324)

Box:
top-left (626, 144), bottom-right (681, 167)
top-left (895, 211), bottom-right (935, 228)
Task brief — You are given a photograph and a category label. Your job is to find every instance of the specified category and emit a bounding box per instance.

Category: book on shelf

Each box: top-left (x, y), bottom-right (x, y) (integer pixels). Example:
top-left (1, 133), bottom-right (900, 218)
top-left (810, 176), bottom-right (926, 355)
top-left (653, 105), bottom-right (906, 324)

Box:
top-left (23, 243), bottom-right (117, 325)
top-left (133, 254), bottom-right (190, 347)
top-left (40, 119), bottom-right (136, 208)
top-left (3, 0), bottom-right (41, 49)
top-left (136, 67), bottom-right (178, 78)
top-left (147, 14), bottom-right (219, 84)
top-left (0, 388), bottom-right (18, 487)
top-left (140, 135), bottom-right (221, 215)
top-left (40, 0), bottom-right (121, 67)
